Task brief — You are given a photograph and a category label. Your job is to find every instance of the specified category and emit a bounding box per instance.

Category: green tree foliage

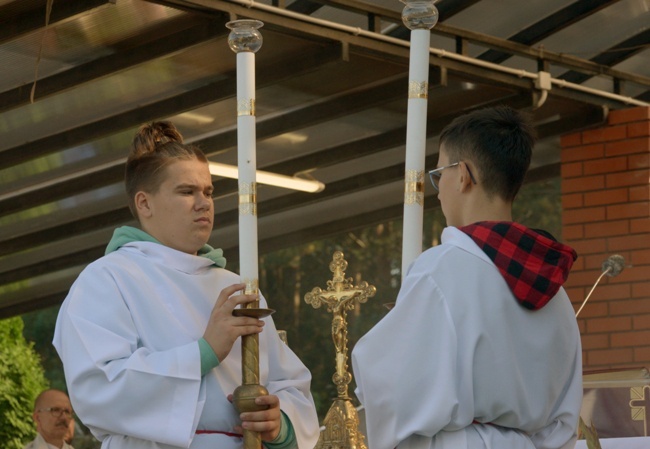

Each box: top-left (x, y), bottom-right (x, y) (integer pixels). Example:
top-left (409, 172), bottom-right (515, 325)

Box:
top-left (22, 306), bottom-right (66, 390)
top-left (0, 317), bottom-right (49, 449)
top-left (513, 178), bottom-right (562, 239)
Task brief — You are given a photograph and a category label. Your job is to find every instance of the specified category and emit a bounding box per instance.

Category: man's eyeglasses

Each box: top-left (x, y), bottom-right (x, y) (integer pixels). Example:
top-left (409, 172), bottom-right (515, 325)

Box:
top-left (38, 407), bottom-right (74, 418)
top-left (428, 162), bottom-right (477, 192)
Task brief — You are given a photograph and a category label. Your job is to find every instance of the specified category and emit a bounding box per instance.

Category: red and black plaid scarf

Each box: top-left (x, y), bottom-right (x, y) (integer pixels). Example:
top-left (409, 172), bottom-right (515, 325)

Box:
top-left (459, 221), bottom-right (577, 310)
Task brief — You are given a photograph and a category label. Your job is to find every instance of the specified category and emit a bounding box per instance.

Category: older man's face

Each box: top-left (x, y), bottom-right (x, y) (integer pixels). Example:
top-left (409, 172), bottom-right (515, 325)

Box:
top-left (34, 391), bottom-right (74, 446)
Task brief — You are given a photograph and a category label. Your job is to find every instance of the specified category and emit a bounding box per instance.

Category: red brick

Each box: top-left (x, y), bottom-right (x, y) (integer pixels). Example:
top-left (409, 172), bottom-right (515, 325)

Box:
top-left (569, 256), bottom-right (585, 271)
top-left (607, 235), bottom-right (650, 252)
top-left (562, 144), bottom-right (605, 163)
top-left (611, 330), bottom-right (650, 347)
top-left (631, 218), bottom-right (650, 234)
top-left (586, 282), bottom-right (632, 302)
top-left (610, 298), bottom-right (650, 315)
top-left (565, 286), bottom-right (586, 304)
top-left (607, 202), bottom-right (649, 220)
top-left (564, 207), bottom-right (606, 224)
top-left (561, 192), bottom-right (583, 209)
top-left (583, 126), bottom-right (628, 144)
top-left (561, 161), bottom-right (583, 179)
top-left (628, 121), bottom-right (650, 138)
top-left (563, 175), bottom-right (605, 193)
top-left (629, 185), bottom-right (649, 202)
top-left (568, 268), bottom-right (611, 288)
top-left (584, 157), bottom-right (627, 175)
top-left (632, 283), bottom-right (650, 299)
top-left (610, 265), bottom-right (650, 283)
top-left (608, 107), bottom-right (650, 125)
top-left (633, 346), bottom-right (650, 363)
top-left (633, 314), bottom-right (650, 330)
top-left (584, 188), bottom-right (628, 207)
top-left (561, 132), bottom-right (582, 148)
top-left (587, 316), bottom-right (631, 333)
top-left (587, 348), bottom-right (633, 366)
top-left (563, 224), bottom-right (583, 240)
top-left (628, 153), bottom-right (650, 170)
top-left (630, 250), bottom-right (650, 266)
top-left (605, 168), bottom-right (650, 188)
top-left (584, 220), bottom-right (629, 238)
top-left (575, 301), bottom-right (608, 317)
top-left (581, 333), bottom-right (610, 350)
top-left (569, 239), bottom-right (607, 256)
top-left (605, 138), bottom-right (650, 157)
top-left (583, 253), bottom-right (614, 270)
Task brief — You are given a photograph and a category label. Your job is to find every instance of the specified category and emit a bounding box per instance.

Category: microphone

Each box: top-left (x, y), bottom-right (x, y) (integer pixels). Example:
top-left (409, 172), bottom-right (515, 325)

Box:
top-left (601, 254), bottom-right (625, 277)
top-left (575, 255), bottom-right (626, 317)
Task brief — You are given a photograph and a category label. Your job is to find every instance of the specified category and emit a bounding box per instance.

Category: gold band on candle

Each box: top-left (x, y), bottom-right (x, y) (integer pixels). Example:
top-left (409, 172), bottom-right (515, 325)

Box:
top-left (237, 99), bottom-right (256, 116)
top-left (239, 182), bottom-right (257, 216)
top-left (239, 194), bottom-right (257, 204)
top-left (408, 80), bottom-right (428, 99)
top-left (239, 203), bottom-right (256, 215)
top-left (404, 170), bottom-right (424, 205)
top-left (242, 278), bottom-right (259, 295)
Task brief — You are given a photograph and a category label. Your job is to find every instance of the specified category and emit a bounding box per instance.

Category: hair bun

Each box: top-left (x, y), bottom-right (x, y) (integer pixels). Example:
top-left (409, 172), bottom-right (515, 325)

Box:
top-left (131, 121), bottom-right (184, 157)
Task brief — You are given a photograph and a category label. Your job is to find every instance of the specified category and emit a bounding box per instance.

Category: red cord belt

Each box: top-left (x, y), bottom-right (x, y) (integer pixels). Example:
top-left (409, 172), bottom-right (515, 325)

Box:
top-left (195, 430), bottom-right (243, 438)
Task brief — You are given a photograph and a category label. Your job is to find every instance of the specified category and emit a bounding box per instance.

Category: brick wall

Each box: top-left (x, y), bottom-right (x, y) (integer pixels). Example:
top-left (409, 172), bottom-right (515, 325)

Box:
top-left (561, 106), bottom-right (650, 371)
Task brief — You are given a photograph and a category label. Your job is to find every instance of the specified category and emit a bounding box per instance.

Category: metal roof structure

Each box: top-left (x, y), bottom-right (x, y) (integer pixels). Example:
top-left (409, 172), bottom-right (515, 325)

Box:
top-left (1, 0), bottom-right (649, 318)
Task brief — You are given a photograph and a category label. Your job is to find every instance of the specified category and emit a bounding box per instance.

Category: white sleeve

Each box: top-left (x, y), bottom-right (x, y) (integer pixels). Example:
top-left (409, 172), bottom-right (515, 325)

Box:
top-left (352, 272), bottom-right (468, 449)
top-left (53, 266), bottom-right (204, 448)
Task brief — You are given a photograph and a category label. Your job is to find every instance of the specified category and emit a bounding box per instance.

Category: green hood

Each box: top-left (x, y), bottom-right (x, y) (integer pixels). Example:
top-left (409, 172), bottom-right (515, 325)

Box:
top-left (105, 226), bottom-right (226, 268)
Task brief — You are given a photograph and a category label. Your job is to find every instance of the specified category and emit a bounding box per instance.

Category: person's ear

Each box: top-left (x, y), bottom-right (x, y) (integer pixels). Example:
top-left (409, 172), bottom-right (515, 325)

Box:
top-left (33, 410), bottom-right (41, 427)
top-left (458, 162), bottom-right (473, 193)
top-left (135, 191), bottom-right (153, 219)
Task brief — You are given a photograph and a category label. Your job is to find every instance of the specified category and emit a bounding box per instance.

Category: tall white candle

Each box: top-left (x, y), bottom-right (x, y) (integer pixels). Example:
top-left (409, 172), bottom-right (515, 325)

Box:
top-left (400, 1), bottom-right (439, 280)
top-left (236, 50), bottom-right (259, 297)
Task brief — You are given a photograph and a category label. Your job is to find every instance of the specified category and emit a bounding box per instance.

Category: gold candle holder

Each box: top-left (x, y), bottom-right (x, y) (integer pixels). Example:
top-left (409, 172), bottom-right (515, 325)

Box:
top-left (305, 251), bottom-right (376, 449)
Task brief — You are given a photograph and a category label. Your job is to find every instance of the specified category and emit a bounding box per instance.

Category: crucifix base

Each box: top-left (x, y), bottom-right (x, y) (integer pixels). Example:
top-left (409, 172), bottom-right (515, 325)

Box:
top-left (315, 398), bottom-right (367, 449)
top-left (581, 368), bottom-right (650, 438)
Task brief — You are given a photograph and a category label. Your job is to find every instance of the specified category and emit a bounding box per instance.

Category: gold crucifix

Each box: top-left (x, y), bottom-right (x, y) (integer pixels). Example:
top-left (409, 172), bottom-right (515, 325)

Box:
top-left (305, 251), bottom-right (376, 449)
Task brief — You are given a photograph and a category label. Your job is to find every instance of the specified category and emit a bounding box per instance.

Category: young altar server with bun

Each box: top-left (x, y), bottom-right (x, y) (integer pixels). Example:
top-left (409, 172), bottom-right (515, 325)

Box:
top-left (54, 121), bottom-right (319, 449)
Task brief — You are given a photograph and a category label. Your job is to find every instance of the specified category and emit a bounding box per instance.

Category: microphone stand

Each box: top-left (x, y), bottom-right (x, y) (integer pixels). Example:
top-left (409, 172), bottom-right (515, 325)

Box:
top-left (575, 254), bottom-right (625, 318)
top-left (575, 267), bottom-right (612, 317)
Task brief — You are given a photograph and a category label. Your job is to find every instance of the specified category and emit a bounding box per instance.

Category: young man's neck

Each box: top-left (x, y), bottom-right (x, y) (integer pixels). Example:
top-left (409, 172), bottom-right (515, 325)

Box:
top-left (459, 194), bottom-right (513, 227)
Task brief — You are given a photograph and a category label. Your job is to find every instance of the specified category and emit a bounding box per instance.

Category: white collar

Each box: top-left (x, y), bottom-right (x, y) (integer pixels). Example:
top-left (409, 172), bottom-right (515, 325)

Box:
top-left (441, 226), bottom-right (494, 266)
top-left (119, 241), bottom-right (214, 275)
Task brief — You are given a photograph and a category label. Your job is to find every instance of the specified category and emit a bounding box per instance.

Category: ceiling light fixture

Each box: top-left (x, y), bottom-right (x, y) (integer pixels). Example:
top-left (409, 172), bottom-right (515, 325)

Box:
top-left (208, 162), bottom-right (325, 193)
top-left (175, 112), bottom-right (215, 125)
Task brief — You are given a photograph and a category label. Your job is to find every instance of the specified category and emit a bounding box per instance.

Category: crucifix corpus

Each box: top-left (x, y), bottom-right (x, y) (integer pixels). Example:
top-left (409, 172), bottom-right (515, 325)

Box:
top-left (305, 251), bottom-right (376, 449)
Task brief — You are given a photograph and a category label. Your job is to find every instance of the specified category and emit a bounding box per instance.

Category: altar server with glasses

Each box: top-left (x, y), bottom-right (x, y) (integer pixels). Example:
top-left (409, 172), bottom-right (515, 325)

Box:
top-left (352, 106), bottom-right (582, 449)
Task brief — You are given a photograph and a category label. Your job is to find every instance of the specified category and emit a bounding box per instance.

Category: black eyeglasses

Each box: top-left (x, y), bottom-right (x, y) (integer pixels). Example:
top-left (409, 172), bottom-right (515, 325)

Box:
top-left (38, 407), bottom-right (74, 418)
top-left (428, 162), bottom-right (477, 192)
